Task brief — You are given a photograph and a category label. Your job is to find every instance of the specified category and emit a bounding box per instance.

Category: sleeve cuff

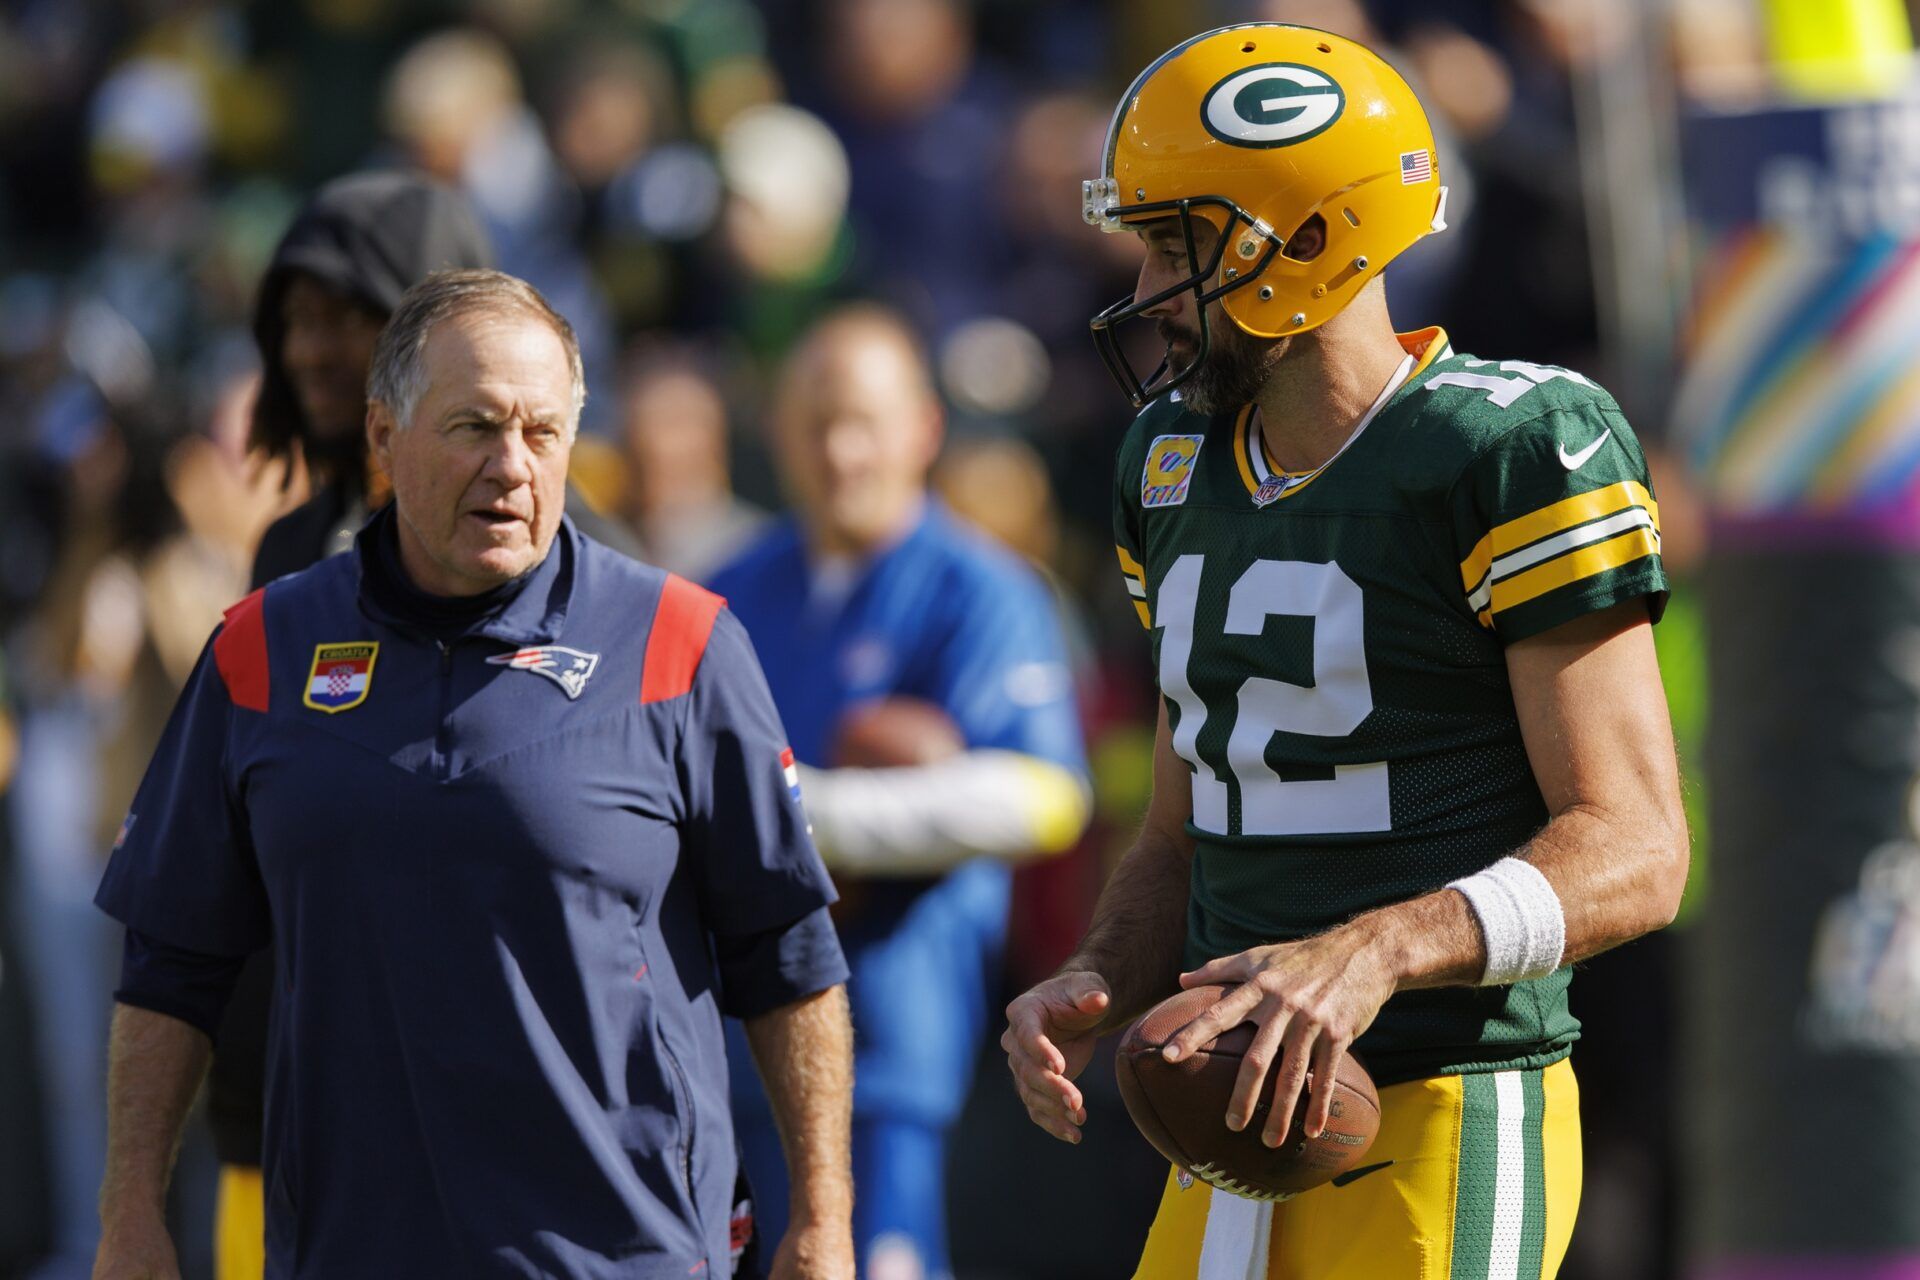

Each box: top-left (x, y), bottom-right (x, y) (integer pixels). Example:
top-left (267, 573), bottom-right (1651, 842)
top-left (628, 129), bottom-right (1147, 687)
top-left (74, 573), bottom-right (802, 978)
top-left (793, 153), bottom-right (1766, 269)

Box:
top-left (713, 907), bottom-right (850, 1020)
top-left (1492, 566), bottom-right (1669, 643)
top-left (116, 929), bottom-right (248, 1042)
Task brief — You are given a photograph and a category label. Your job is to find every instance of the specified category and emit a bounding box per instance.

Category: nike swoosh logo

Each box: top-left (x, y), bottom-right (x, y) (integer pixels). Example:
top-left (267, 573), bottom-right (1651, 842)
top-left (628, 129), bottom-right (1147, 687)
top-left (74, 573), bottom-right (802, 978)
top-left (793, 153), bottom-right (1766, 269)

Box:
top-left (1557, 428), bottom-right (1611, 471)
top-left (1329, 1159), bottom-right (1396, 1188)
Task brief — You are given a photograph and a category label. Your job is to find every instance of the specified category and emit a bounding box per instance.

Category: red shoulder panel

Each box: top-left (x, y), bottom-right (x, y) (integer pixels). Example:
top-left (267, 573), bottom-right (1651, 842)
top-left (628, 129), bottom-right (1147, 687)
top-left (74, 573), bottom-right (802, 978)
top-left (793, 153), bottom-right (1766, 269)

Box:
top-left (212, 588), bottom-right (270, 712)
top-left (640, 575), bottom-right (726, 705)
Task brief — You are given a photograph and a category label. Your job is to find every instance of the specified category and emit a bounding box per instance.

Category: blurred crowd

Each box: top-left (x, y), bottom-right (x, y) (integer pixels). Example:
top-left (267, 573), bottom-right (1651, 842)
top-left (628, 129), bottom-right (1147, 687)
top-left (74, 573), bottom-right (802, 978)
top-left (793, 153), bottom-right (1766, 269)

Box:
top-left (0, 0), bottom-right (1749, 1277)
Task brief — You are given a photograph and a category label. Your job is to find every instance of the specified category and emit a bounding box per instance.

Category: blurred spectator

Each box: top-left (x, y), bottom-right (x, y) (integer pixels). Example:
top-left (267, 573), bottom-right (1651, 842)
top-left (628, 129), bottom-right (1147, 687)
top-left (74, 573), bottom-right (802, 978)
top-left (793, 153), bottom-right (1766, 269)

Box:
top-left (616, 343), bottom-right (766, 582)
top-left (709, 103), bottom-right (857, 360)
top-left (247, 171), bottom-right (490, 580)
top-left (799, 0), bottom-right (1014, 338)
top-left (382, 28), bottom-right (617, 421)
top-left (7, 394), bottom-right (255, 1279)
top-left (992, 88), bottom-right (1140, 452)
top-left (7, 406), bottom-right (142, 1280)
top-left (715, 306), bottom-right (1089, 1280)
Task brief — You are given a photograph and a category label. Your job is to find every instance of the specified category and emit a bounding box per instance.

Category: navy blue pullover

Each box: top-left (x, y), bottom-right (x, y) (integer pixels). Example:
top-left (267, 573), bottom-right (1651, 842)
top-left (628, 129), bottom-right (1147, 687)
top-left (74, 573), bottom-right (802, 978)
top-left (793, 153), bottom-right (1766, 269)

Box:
top-left (97, 511), bottom-right (846, 1278)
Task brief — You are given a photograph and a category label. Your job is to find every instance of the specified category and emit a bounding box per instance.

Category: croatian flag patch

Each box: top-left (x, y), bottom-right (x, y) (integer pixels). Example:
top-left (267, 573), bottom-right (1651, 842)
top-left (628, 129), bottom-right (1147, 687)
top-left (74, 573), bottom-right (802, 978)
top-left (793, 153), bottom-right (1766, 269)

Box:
top-left (781, 748), bottom-right (802, 802)
top-left (1400, 149), bottom-right (1433, 184)
top-left (303, 642), bottom-right (378, 714)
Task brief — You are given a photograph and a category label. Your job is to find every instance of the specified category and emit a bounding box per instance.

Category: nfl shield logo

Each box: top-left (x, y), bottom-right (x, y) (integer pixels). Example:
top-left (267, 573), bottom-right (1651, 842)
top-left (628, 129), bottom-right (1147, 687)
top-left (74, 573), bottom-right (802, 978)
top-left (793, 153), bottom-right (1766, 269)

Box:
top-left (303, 642), bottom-right (378, 713)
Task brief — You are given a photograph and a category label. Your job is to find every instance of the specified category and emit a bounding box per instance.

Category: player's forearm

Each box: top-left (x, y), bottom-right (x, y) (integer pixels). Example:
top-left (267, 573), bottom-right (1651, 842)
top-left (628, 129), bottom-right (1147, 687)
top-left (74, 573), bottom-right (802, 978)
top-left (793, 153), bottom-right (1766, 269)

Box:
top-left (1354, 798), bottom-right (1689, 992)
top-left (1060, 826), bottom-right (1193, 1032)
top-left (98, 1003), bottom-right (212, 1228)
top-left (1519, 796), bottom-right (1688, 962)
top-left (800, 751), bottom-right (1090, 874)
top-left (742, 984), bottom-right (854, 1227)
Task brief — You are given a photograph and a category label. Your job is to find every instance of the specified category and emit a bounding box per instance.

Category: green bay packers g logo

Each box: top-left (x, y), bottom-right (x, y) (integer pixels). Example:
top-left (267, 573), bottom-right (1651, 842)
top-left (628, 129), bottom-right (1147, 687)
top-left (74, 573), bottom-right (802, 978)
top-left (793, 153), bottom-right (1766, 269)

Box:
top-left (1201, 63), bottom-right (1345, 148)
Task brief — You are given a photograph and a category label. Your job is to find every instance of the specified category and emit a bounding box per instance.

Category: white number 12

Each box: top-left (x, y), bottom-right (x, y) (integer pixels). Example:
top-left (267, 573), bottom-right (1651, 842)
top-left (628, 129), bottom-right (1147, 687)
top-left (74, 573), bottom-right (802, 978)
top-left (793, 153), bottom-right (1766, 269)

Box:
top-left (1155, 555), bottom-right (1390, 837)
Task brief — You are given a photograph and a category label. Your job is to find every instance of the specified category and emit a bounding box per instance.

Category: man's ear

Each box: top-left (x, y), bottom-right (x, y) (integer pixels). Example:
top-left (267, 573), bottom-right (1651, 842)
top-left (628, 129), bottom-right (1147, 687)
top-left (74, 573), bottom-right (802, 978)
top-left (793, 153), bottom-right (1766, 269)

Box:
top-left (366, 401), bottom-right (396, 476)
top-left (919, 397), bottom-right (946, 470)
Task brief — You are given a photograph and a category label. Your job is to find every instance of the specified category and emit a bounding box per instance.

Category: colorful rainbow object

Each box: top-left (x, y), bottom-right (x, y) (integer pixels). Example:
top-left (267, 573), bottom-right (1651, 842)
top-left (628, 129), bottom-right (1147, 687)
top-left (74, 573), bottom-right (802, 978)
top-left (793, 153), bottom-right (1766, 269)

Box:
top-left (1674, 228), bottom-right (1920, 535)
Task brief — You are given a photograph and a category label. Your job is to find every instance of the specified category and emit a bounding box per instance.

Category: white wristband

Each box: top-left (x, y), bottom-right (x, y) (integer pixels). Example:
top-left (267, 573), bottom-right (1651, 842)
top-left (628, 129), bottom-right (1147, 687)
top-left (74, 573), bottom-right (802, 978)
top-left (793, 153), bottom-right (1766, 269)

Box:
top-left (1447, 856), bottom-right (1566, 987)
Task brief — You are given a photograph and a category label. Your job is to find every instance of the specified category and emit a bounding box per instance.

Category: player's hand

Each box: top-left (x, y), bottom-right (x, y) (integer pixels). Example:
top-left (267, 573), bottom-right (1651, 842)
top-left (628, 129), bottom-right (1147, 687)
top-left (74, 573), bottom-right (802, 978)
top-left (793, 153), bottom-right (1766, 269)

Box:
top-left (92, 1212), bottom-right (182, 1280)
top-left (1163, 925), bottom-right (1397, 1149)
top-left (1002, 969), bottom-right (1111, 1144)
top-left (769, 1217), bottom-right (855, 1280)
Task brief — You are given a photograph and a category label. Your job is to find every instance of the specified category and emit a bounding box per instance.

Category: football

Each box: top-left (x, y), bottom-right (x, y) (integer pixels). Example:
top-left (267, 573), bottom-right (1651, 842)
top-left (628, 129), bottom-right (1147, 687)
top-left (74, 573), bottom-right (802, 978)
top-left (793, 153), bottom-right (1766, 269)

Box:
top-left (828, 696), bottom-right (964, 768)
top-left (1114, 984), bottom-right (1382, 1201)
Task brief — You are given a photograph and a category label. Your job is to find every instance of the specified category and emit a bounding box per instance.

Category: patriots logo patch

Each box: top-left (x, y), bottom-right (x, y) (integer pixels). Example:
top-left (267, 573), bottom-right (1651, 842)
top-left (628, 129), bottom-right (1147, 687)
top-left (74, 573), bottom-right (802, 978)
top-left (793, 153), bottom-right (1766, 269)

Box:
top-left (486, 645), bottom-right (600, 700)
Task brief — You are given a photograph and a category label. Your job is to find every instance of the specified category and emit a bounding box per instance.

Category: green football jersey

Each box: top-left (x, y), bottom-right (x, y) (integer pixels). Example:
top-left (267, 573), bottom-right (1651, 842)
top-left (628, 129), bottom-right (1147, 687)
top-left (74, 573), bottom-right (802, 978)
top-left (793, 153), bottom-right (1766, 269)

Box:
top-left (1111, 329), bottom-right (1668, 1084)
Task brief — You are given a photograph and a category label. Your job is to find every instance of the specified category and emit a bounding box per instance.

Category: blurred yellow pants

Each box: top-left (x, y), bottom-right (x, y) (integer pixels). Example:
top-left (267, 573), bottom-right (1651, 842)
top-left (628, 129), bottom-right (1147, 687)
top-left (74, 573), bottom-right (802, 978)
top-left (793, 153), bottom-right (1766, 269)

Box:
top-left (214, 1164), bottom-right (265, 1280)
top-left (1133, 1058), bottom-right (1581, 1280)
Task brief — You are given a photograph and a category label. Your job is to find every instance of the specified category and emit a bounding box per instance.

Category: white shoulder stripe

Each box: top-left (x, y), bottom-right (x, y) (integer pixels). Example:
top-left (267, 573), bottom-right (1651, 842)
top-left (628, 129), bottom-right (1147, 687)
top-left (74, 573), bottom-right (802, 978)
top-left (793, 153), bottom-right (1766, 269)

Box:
top-left (1466, 504), bottom-right (1660, 613)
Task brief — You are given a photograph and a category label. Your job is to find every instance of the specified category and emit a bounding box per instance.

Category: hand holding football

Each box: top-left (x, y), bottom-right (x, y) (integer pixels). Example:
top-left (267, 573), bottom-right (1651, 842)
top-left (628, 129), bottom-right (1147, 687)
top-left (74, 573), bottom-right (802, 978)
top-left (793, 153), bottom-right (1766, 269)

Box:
top-left (1114, 984), bottom-right (1381, 1201)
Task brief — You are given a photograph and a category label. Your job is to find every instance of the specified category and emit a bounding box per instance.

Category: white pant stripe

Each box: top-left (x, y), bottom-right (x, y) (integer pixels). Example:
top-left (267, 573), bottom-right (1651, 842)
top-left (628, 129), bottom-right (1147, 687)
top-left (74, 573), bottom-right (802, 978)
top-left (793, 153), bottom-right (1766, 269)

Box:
top-left (1489, 1070), bottom-right (1526, 1280)
top-left (1197, 1189), bottom-right (1273, 1280)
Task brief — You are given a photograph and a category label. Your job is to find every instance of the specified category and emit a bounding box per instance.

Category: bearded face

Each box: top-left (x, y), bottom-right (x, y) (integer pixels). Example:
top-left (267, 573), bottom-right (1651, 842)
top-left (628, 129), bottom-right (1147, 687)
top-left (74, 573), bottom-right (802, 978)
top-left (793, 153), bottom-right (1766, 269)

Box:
top-left (1158, 311), bottom-right (1285, 417)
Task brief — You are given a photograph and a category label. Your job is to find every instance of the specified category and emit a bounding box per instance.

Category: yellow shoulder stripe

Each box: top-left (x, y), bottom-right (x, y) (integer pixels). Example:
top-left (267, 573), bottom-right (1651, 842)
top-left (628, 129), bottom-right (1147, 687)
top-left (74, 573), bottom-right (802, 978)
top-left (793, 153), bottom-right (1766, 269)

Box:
top-left (1489, 525), bottom-right (1661, 615)
top-left (1116, 544), bottom-right (1151, 628)
top-left (1458, 480), bottom-right (1659, 594)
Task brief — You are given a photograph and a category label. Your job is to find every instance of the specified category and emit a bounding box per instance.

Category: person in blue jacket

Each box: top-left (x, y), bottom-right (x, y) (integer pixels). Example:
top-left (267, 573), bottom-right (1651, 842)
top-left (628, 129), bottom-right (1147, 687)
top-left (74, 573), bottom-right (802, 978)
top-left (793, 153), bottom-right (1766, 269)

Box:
top-left (91, 270), bottom-right (856, 1280)
top-left (711, 305), bottom-right (1089, 1280)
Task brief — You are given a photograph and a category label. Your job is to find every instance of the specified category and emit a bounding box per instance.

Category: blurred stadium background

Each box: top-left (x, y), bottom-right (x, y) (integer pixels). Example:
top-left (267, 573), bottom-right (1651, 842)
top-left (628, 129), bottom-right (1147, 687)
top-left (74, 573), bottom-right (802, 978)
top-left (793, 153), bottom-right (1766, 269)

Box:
top-left (5, 0), bottom-right (1920, 1277)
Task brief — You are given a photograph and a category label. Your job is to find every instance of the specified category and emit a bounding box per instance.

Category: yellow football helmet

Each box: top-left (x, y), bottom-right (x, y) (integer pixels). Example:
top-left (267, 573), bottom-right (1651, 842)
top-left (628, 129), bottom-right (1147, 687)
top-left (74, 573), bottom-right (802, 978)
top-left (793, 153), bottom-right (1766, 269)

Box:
top-left (1084, 24), bottom-right (1449, 406)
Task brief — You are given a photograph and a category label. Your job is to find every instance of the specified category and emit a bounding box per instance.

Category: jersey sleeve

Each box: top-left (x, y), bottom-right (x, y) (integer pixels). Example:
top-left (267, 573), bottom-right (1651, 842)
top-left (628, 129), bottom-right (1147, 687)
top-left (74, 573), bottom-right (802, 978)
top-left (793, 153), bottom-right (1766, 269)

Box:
top-left (1449, 394), bottom-right (1669, 642)
top-left (94, 633), bottom-right (271, 957)
top-left (680, 608), bottom-right (843, 941)
top-left (1112, 423), bottom-right (1151, 631)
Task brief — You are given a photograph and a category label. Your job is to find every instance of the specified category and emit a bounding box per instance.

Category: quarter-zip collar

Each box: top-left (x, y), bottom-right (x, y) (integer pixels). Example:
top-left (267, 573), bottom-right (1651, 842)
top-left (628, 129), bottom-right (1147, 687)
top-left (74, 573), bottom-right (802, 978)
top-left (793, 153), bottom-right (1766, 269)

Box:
top-left (354, 503), bottom-right (576, 647)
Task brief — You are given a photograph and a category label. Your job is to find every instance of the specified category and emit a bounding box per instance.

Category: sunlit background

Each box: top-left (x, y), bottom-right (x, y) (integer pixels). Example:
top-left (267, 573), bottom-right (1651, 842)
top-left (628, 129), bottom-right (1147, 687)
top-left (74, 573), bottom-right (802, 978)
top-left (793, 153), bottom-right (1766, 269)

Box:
top-left (5, 0), bottom-right (1920, 1277)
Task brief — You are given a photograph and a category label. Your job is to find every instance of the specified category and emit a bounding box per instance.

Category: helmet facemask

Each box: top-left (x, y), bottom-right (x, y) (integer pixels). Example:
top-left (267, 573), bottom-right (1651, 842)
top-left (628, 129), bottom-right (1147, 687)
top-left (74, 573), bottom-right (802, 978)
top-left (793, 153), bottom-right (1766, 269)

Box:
top-left (1084, 189), bottom-right (1283, 409)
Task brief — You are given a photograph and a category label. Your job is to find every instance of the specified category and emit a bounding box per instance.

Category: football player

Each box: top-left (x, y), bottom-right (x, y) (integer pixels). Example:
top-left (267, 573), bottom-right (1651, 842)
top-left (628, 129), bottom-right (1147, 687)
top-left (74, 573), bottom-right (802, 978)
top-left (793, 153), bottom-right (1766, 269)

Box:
top-left (1003, 24), bottom-right (1688, 1279)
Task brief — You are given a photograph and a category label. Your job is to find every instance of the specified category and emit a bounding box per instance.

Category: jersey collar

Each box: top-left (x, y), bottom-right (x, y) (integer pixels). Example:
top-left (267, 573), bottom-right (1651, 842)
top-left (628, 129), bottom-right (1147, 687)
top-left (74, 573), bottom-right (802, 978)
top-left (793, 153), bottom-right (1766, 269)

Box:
top-left (1231, 326), bottom-right (1451, 500)
top-left (355, 506), bottom-right (577, 646)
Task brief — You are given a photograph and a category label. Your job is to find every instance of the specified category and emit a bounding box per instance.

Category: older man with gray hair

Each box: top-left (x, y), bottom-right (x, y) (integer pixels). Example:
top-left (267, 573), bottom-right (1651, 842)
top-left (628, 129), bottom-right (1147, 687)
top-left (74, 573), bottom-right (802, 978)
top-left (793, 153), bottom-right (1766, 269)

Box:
top-left (92, 270), bottom-right (855, 1280)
